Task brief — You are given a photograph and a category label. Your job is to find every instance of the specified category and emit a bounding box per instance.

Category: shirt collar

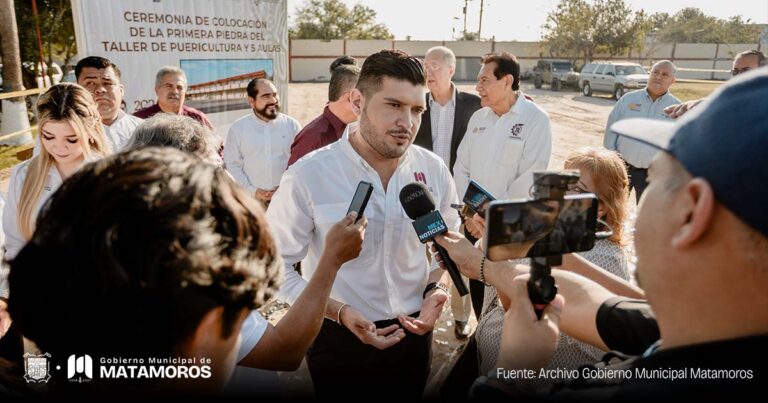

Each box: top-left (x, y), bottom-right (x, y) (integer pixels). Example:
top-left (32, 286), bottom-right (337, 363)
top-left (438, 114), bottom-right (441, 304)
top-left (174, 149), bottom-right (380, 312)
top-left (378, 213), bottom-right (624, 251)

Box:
top-left (644, 89), bottom-right (671, 102)
top-left (323, 105), bottom-right (347, 133)
top-left (428, 83), bottom-right (457, 108)
top-left (495, 93), bottom-right (526, 118)
top-left (251, 112), bottom-right (280, 126)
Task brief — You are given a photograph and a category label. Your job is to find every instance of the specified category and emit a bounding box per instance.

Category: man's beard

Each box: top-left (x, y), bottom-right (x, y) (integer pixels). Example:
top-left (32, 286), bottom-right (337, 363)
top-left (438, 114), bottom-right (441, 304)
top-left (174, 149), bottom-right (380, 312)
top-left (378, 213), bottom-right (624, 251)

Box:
top-left (255, 103), bottom-right (279, 120)
top-left (358, 108), bottom-right (410, 159)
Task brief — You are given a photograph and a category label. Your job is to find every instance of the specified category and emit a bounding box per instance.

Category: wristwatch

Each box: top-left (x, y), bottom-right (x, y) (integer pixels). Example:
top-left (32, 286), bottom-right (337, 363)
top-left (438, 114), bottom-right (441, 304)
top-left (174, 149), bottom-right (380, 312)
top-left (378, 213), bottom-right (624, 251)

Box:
top-left (423, 282), bottom-right (449, 299)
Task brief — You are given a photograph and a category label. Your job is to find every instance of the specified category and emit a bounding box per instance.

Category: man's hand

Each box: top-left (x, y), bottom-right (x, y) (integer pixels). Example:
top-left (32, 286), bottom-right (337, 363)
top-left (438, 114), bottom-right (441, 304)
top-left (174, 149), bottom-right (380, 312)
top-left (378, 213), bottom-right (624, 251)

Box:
top-left (340, 306), bottom-right (405, 350)
top-left (664, 99), bottom-right (702, 119)
top-left (496, 275), bottom-right (564, 372)
top-left (397, 290), bottom-right (448, 335)
top-left (321, 213), bottom-right (368, 267)
top-left (432, 232), bottom-right (484, 280)
top-left (464, 213), bottom-right (486, 239)
top-left (0, 299), bottom-right (11, 338)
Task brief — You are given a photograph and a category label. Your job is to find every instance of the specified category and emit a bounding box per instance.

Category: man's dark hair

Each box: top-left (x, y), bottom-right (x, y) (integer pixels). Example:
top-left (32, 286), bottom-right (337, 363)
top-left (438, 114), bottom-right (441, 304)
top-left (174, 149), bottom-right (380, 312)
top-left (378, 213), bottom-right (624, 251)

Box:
top-left (75, 56), bottom-right (122, 81)
top-left (246, 78), bottom-right (273, 99)
top-left (329, 56), bottom-right (360, 102)
top-left (330, 55), bottom-right (357, 72)
top-left (736, 50), bottom-right (767, 67)
top-left (9, 147), bottom-right (281, 362)
top-left (481, 52), bottom-right (521, 91)
top-left (356, 49), bottom-right (425, 98)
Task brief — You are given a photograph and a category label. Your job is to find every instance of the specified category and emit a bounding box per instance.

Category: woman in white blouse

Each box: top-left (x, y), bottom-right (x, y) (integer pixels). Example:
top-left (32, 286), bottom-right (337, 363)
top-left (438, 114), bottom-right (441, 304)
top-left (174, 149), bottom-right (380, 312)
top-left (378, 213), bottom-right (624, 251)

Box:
top-left (3, 83), bottom-right (110, 260)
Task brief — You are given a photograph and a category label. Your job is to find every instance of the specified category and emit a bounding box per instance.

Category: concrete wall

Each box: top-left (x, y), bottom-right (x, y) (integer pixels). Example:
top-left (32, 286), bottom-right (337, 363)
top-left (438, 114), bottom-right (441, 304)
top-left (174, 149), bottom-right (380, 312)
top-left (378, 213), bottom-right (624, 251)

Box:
top-left (289, 39), bottom-right (762, 82)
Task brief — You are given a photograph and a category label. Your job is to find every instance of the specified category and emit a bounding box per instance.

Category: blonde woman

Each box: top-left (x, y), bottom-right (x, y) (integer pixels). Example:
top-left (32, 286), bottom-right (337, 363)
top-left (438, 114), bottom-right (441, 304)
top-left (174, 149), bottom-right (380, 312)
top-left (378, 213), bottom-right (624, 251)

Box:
top-left (2, 83), bottom-right (110, 260)
top-left (475, 147), bottom-right (631, 378)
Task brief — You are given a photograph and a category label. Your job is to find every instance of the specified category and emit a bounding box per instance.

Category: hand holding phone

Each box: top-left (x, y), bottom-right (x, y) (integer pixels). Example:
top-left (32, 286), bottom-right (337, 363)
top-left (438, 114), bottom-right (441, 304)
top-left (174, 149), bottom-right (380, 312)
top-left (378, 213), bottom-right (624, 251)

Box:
top-left (347, 181), bottom-right (374, 223)
top-left (485, 194), bottom-right (599, 261)
top-left (463, 180), bottom-right (495, 217)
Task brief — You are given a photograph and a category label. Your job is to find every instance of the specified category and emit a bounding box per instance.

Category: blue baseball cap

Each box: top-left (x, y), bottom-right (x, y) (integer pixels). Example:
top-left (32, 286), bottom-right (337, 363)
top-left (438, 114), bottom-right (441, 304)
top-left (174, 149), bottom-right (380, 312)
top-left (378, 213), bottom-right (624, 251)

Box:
top-left (610, 67), bottom-right (768, 237)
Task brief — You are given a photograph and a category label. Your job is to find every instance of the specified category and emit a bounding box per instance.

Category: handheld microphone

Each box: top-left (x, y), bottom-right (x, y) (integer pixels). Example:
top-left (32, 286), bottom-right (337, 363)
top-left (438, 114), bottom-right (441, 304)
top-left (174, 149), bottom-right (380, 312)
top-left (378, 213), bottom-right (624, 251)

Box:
top-left (399, 183), bottom-right (469, 296)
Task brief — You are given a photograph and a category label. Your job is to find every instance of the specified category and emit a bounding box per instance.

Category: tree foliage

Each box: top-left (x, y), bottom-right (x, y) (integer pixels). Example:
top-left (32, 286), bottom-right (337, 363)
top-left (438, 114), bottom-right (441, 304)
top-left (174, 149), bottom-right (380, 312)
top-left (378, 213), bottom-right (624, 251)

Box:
top-left (14, 0), bottom-right (76, 88)
top-left (290, 0), bottom-right (393, 40)
top-left (543, 0), bottom-right (647, 66)
top-left (543, 1), bottom-right (762, 66)
top-left (654, 8), bottom-right (761, 44)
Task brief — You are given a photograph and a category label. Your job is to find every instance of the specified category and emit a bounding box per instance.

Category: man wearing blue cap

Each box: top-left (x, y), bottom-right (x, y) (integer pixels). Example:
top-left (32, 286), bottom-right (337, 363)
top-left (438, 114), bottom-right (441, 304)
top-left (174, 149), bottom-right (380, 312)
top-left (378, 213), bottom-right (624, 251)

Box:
top-left (471, 67), bottom-right (768, 399)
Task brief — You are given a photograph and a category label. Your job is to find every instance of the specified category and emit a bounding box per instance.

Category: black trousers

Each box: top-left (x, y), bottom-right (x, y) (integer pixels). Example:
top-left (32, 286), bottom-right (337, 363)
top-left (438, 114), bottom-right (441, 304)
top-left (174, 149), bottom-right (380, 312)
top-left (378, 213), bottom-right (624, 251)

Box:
top-left (627, 164), bottom-right (648, 203)
top-left (306, 314), bottom-right (433, 398)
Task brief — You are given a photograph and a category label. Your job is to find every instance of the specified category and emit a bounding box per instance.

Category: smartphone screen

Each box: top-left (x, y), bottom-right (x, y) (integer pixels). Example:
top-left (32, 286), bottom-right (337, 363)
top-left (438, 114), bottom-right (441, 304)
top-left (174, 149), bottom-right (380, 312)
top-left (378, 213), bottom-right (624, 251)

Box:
top-left (462, 180), bottom-right (495, 217)
top-left (485, 194), bottom-right (598, 261)
top-left (347, 181), bottom-right (374, 222)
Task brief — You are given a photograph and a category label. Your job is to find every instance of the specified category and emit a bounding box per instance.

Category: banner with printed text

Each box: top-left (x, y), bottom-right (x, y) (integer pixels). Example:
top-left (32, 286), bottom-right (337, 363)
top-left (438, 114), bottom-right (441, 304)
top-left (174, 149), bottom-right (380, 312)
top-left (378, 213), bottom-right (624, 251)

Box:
top-left (72, 0), bottom-right (288, 136)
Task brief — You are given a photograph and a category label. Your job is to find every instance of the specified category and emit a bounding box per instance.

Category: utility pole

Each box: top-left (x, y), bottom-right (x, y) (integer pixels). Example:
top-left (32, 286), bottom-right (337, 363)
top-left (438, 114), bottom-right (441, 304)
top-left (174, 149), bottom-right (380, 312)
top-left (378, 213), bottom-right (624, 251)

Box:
top-left (477, 0), bottom-right (484, 40)
top-left (462, 0), bottom-right (469, 37)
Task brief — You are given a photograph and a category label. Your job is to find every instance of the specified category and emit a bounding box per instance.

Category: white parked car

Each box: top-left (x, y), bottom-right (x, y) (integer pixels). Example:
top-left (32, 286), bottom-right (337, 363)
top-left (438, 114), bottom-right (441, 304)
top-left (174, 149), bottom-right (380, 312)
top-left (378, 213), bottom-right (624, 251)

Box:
top-left (579, 62), bottom-right (648, 99)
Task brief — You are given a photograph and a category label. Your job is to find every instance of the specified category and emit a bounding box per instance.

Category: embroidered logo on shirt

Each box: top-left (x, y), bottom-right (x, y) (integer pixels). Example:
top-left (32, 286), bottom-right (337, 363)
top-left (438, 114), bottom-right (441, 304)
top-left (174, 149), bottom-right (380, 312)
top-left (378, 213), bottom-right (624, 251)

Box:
top-left (472, 127), bottom-right (487, 135)
top-left (509, 123), bottom-right (524, 137)
top-left (628, 103), bottom-right (642, 111)
top-left (414, 171), bottom-right (427, 185)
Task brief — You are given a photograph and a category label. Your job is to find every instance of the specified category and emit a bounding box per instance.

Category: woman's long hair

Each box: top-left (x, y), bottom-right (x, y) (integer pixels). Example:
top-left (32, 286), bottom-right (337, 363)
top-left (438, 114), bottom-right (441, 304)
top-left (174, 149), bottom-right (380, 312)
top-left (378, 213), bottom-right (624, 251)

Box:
top-left (18, 83), bottom-right (110, 239)
top-left (564, 148), bottom-right (629, 246)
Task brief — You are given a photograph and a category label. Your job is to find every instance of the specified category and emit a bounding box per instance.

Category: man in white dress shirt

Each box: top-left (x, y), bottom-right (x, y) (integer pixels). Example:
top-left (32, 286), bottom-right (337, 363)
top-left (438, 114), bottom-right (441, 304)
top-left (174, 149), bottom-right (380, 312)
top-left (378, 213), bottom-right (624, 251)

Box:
top-left (455, 52), bottom-right (552, 238)
top-left (267, 50), bottom-right (461, 398)
top-left (224, 78), bottom-right (301, 204)
top-left (76, 56), bottom-right (143, 151)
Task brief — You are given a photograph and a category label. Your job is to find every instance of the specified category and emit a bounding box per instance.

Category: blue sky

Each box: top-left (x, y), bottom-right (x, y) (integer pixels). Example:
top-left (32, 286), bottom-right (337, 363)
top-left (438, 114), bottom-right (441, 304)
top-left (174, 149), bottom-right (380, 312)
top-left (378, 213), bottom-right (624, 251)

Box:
top-left (180, 59), bottom-right (274, 85)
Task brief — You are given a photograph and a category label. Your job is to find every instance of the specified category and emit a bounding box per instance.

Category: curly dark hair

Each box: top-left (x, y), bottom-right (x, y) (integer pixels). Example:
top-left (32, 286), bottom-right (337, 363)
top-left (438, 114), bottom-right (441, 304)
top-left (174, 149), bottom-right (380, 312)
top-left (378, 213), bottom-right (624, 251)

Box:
top-left (8, 147), bottom-right (282, 360)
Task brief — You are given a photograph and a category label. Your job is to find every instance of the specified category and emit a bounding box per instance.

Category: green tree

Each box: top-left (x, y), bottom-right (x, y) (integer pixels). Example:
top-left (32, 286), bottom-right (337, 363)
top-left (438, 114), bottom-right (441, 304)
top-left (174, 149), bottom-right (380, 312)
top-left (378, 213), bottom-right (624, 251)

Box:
top-left (14, 0), bottom-right (76, 88)
top-left (543, 0), bottom-right (644, 66)
top-left (655, 8), bottom-right (761, 44)
top-left (290, 0), bottom-right (393, 40)
top-left (542, 0), bottom-right (594, 65)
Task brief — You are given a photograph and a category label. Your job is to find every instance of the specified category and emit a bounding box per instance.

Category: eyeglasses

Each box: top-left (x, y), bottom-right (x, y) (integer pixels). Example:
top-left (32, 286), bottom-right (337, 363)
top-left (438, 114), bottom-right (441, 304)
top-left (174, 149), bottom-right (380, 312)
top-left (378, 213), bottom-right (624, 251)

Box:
top-left (731, 67), bottom-right (752, 76)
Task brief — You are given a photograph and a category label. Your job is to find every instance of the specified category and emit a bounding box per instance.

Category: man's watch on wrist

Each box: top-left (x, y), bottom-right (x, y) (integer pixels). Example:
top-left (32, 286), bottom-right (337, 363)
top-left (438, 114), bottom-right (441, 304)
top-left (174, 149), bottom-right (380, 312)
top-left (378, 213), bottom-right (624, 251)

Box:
top-left (423, 282), bottom-right (449, 299)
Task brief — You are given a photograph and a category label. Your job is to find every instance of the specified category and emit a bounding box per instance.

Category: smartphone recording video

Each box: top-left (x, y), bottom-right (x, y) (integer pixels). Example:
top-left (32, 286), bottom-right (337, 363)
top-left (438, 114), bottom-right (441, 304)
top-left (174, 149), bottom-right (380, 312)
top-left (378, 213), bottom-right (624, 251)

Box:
top-left (485, 194), bottom-right (598, 261)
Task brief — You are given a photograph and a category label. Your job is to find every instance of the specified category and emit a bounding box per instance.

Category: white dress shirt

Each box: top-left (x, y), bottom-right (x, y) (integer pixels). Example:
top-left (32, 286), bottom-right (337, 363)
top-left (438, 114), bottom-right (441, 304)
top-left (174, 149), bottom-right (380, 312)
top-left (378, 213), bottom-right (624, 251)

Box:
top-left (454, 95), bottom-right (552, 201)
top-left (266, 128), bottom-right (461, 322)
top-left (103, 111), bottom-right (143, 152)
top-left (604, 89), bottom-right (681, 168)
top-left (224, 113), bottom-right (302, 194)
top-left (428, 86), bottom-right (457, 167)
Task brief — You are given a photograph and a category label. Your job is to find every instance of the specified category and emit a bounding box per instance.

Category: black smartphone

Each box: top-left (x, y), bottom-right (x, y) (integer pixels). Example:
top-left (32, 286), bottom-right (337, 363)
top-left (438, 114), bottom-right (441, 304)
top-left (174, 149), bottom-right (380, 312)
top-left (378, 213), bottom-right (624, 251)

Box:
top-left (347, 181), bottom-right (374, 222)
top-left (462, 180), bottom-right (495, 217)
top-left (484, 193), bottom-right (599, 261)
